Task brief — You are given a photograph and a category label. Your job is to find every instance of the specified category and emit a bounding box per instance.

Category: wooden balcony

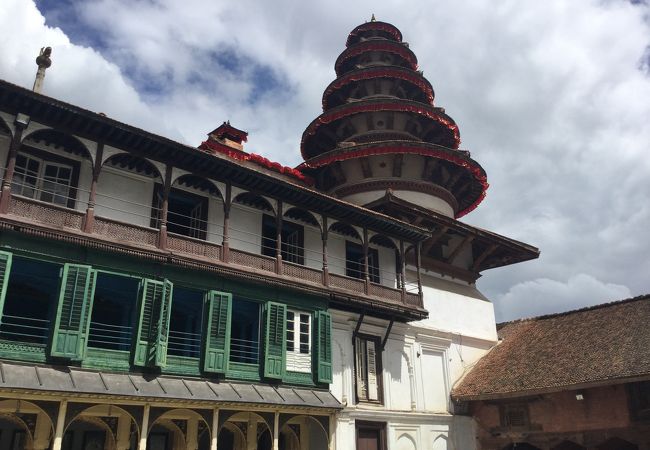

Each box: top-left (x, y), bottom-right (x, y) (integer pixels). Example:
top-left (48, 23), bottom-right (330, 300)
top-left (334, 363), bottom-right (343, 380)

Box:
top-left (1, 195), bottom-right (424, 312)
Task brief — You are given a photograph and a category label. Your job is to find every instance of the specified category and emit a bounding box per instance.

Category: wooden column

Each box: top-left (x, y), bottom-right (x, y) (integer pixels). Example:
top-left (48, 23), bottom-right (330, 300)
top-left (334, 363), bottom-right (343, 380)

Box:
top-left (210, 408), bottom-right (219, 450)
top-left (221, 183), bottom-right (231, 262)
top-left (322, 215), bottom-right (329, 286)
top-left (399, 240), bottom-right (406, 303)
top-left (363, 228), bottom-right (369, 294)
top-left (33, 412), bottom-right (52, 450)
top-left (246, 416), bottom-right (257, 450)
top-left (157, 166), bottom-right (173, 250)
top-left (138, 404), bottom-right (150, 450)
top-left (275, 199), bottom-right (283, 275)
top-left (83, 142), bottom-right (103, 233)
top-left (51, 400), bottom-right (67, 450)
top-left (416, 242), bottom-right (423, 299)
top-left (0, 116), bottom-right (28, 213)
top-left (272, 411), bottom-right (280, 450)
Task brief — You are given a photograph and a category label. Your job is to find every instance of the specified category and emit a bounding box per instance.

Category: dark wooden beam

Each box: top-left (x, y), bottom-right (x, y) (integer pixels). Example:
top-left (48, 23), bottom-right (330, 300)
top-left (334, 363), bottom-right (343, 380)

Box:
top-left (392, 154), bottom-right (404, 177)
top-left (331, 162), bottom-right (347, 184)
top-left (446, 235), bottom-right (475, 265)
top-left (471, 244), bottom-right (498, 272)
top-left (360, 157), bottom-right (372, 178)
top-left (422, 226), bottom-right (449, 256)
top-left (445, 169), bottom-right (464, 191)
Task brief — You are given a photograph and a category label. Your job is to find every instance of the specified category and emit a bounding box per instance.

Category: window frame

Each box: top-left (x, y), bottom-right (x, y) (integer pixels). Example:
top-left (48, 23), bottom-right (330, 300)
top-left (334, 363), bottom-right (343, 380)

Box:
top-left (354, 333), bottom-right (383, 404)
top-left (261, 214), bottom-right (305, 265)
top-left (285, 309), bottom-right (312, 373)
top-left (12, 148), bottom-right (80, 209)
top-left (150, 184), bottom-right (210, 240)
top-left (345, 241), bottom-right (380, 283)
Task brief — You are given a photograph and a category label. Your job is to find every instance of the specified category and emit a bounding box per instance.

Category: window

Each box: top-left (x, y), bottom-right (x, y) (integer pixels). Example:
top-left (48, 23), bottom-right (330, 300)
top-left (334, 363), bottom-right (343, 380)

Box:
top-left (88, 273), bottom-right (140, 351)
top-left (0, 256), bottom-right (60, 344)
top-left (346, 241), bottom-right (379, 283)
top-left (229, 298), bottom-right (261, 365)
top-left (261, 215), bottom-right (304, 264)
top-left (500, 403), bottom-right (530, 428)
top-left (167, 287), bottom-right (204, 358)
top-left (12, 152), bottom-right (77, 208)
top-left (151, 186), bottom-right (208, 239)
top-left (355, 335), bottom-right (382, 403)
top-left (629, 381), bottom-right (650, 420)
top-left (286, 310), bottom-right (311, 373)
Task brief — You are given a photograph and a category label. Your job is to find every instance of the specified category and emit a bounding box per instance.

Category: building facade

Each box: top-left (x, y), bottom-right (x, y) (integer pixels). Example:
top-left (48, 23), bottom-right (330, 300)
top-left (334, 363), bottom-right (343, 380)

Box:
top-left (452, 295), bottom-right (650, 450)
top-left (0, 18), bottom-right (537, 450)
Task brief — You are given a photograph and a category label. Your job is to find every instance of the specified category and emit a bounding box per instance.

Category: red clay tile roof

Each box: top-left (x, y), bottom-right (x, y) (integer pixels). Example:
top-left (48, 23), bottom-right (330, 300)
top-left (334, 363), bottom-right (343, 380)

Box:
top-left (452, 295), bottom-right (650, 401)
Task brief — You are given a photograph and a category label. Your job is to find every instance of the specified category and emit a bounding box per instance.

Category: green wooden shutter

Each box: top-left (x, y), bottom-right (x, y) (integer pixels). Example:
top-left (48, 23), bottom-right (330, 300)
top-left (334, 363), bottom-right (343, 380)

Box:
top-left (316, 310), bottom-right (333, 383)
top-left (0, 251), bottom-right (13, 326)
top-left (263, 301), bottom-right (286, 379)
top-left (203, 291), bottom-right (232, 374)
top-left (134, 279), bottom-right (173, 368)
top-left (51, 264), bottom-right (96, 360)
top-left (155, 279), bottom-right (173, 368)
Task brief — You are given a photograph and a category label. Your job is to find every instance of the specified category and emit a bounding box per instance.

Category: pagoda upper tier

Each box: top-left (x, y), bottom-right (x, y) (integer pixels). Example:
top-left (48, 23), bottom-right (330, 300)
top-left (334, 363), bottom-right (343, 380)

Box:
top-left (298, 19), bottom-right (488, 218)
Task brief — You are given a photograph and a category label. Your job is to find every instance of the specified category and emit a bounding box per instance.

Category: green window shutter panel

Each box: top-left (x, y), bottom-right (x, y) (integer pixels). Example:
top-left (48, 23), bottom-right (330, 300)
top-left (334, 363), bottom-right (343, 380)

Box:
top-left (264, 301), bottom-right (286, 379)
top-left (51, 264), bottom-right (96, 360)
top-left (133, 279), bottom-right (164, 367)
top-left (0, 251), bottom-right (13, 326)
top-left (316, 311), bottom-right (333, 383)
top-left (203, 291), bottom-right (232, 374)
top-left (155, 279), bottom-right (173, 368)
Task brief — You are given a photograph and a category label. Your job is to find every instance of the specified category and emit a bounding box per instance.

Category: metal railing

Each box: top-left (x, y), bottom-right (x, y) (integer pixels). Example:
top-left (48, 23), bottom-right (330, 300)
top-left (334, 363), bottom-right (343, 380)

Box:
top-left (168, 329), bottom-right (202, 358)
top-left (88, 321), bottom-right (132, 351)
top-left (0, 314), bottom-right (50, 344)
top-left (230, 337), bottom-right (260, 364)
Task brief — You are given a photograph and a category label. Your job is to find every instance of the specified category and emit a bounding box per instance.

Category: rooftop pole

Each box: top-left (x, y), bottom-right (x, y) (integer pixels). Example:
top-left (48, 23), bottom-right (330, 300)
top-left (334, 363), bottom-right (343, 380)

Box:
top-left (33, 47), bottom-right (52, 94)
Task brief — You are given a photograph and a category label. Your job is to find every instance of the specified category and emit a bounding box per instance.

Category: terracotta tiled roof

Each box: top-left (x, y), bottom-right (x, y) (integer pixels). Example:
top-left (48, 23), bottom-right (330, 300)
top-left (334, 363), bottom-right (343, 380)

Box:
top-left (452, 295), bottom-right (650, 401)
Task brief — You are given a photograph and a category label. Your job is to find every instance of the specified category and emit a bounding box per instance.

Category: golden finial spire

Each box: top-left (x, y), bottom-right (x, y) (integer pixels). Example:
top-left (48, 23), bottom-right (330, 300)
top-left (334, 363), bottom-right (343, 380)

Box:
top-left (371, 14), bottom-right (376, 22)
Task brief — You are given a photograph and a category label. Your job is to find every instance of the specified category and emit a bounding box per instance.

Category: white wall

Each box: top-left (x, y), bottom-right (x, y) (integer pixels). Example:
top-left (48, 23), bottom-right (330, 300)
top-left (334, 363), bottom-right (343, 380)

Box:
top-left (229, 204), bottom-right (263, 253)
top-left (95, 167), bottom-right (155, 227)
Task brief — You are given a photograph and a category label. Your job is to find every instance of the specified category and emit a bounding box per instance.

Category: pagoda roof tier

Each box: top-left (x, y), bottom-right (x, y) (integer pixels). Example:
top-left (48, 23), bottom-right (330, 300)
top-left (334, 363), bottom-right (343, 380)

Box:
top-left (346, 20), bottom-right (403, 47)
top-left (299, 140), bottom-right (487, 217)
top-left (322, 65), bottom-right (435, 110)
top-left (301, 98), bottom-right (460, 160)
top-left (335, 40), bottom-right (418, 76)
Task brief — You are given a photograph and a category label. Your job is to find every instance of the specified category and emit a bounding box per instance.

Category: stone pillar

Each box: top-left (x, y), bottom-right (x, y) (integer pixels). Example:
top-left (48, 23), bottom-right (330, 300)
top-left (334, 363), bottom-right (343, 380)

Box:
top-left (138, 404), bottom-right (150, 450)
top-left (299, 418), bottom-right (310, 450)
top-left (186, 416), bottom-right (199, 450)
top-left (0, 115), bottom-right (28, 213)
top-left (115, 414), bottom-right (132, 450)
top-left (83, 142), bottom-right (103, 233)
top-left (272, 411), bottom-right (279, 450)
top-left (246, 417), bottom-right (257, 450)
top-left (221, 183), bottom-right (231, 262)
top-left (210, 408), bottom-right (219, 450)
top-left (51, 400), bottom-right (67, 450)
top-left (32, 412), bottom-right (52, 450)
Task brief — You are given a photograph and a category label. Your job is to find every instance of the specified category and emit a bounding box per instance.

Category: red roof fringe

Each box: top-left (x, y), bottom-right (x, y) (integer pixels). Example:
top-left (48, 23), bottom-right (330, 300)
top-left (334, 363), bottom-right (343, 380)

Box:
top-left (300, 144), bottom-right (488, 217)
top-left (322, 67), bottom-right (434, 110)
top-left (302, 102), bottom-right (461, 158)
top-left (336, 41), bottom-right (418, 74)
top-left (346, 22), bottom-right (403, 46)
top-left (199, 140), bottom-right (314, 185)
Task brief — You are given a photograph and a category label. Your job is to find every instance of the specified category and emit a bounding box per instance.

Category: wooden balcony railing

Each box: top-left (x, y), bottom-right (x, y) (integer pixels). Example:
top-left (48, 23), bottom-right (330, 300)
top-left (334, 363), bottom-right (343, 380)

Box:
top-left (3, 195), bottom-right (424, 309)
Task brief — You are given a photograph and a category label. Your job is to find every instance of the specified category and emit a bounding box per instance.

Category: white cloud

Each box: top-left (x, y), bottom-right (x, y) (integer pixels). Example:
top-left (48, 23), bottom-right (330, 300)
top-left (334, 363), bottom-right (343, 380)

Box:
top-left (495, 274), bottom-right (632, 321)
top-left (1, 0), bottom-right (649, 319)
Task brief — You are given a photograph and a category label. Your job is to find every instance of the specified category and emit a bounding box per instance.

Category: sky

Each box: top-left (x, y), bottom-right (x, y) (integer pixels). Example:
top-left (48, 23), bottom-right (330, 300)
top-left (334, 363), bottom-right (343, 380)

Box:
top-left (0, 0), bottom-right (648, 321)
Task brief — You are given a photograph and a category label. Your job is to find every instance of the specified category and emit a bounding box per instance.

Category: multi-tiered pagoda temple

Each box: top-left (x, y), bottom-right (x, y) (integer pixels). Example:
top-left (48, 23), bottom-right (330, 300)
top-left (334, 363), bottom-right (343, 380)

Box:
top-left (299, 19), bottom-right (488, 220)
